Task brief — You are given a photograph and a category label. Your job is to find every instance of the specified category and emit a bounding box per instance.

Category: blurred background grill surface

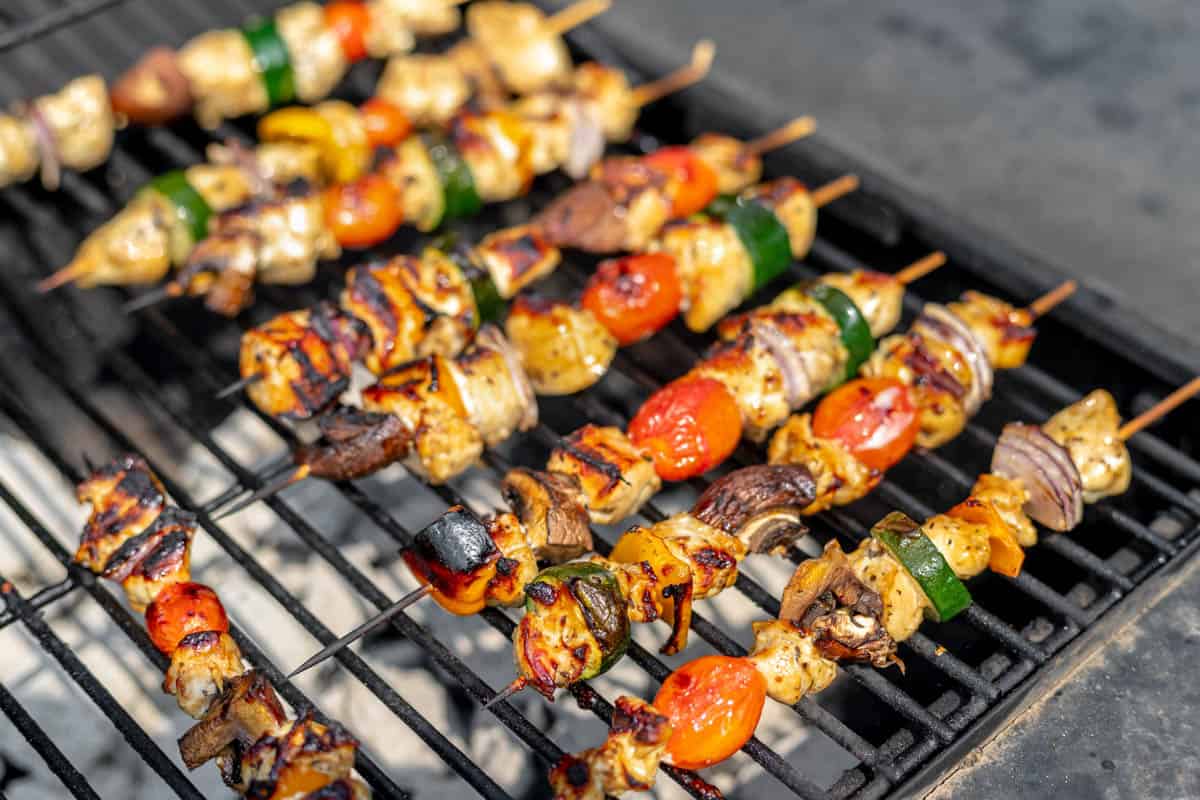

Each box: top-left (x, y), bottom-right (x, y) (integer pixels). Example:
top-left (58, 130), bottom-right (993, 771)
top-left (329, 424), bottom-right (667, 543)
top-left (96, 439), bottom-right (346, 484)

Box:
top-left (0, 2), bottom-right (1198, 800)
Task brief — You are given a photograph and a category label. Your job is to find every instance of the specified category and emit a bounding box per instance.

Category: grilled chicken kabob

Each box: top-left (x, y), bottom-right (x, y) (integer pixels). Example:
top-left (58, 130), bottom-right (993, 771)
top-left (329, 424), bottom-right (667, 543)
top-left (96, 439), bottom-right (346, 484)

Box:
top-left (70, 454), bottom-right (370, 798)
top-left (287, 462), bottom-right (821, 697)
top-left (552, 380), bottom-right (1200, 798)
top-left (39, 46), bottom-right (734, 311)
top-left (0, 0), bottom-right (462, 192)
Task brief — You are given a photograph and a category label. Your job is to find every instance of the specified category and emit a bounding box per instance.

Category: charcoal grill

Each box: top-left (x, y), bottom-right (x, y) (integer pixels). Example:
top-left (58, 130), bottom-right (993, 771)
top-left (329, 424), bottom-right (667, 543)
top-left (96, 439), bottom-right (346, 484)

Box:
top-left (1, 1), bottom-right (1199, 798)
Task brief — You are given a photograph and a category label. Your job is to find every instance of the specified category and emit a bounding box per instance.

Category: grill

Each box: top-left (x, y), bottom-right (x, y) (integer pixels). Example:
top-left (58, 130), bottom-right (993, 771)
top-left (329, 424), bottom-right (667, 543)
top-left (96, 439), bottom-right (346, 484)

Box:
top-left (1, 2), bottom-right (1199, 799)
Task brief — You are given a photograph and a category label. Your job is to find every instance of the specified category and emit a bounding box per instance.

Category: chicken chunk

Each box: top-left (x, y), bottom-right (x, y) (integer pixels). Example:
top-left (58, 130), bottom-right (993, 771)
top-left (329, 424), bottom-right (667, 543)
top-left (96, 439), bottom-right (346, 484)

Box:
top-left (466, 1), bottom-right (572, 95)
top-left (768, 413), bottom-right (876, 513)
top-left (971, 473), bottom-right (1037, 548)
top-left (33, 75), bottom-right (114, 177)
top-left (689, 132), bottom-right (762, 194)
top-left (450, 324), bottom-right (538, 445)
top-left (473, 224), bottom-right (561, 298)
top-left (648, 513), bottom-right (745, 601)
top-left (655, 219), bottom-right (753, 333)
top-left (1042, 389), bottom-right (1132, 504)
top-left (163, 631), bottom-right (245, 719)
top-left (505, 296), bottom-right (617, 396)
top-left (0, 113), bottom-right (37, 186)
top-left (861, 332), bottom-right (969, 449)
top-left (547, 425), bottom-right (661, 525)
top-left (817, 270), bottom-right (905, 339)
top-left (276, 3), bottom-right (349, 103)
top-left (102, 507), bottom-right (196, 611)
top-left (848, 539), bottom-right (929, 643)
top-left (743, 177), bottom-right (816, 259)
top-left (74, 455), bottom-right (167, 573)
top-left (377, 54), bottom-right (471, 127)
top-left (549, 697), bottom-right (672, 800)
top-left (746, 620), bottom-right (838, 705)
top-left (948, 290), bottom-right (1036, 370)
top-left (178, 29), bottom-right (269, 129)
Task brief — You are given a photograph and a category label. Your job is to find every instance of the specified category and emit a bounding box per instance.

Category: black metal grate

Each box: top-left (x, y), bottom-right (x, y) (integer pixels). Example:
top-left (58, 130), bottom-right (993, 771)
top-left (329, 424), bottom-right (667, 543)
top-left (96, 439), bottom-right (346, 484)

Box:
top-left (1, 1), bottom-right (1199, 799)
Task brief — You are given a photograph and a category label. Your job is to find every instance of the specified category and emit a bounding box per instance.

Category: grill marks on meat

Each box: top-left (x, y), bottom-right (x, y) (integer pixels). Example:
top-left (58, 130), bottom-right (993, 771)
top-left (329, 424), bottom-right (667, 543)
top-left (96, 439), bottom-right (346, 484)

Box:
top-left (546, 425), bottom-right (661, 525)
top-left (75, 455), bottom-right (167, 572)
top-left (548, 697), bottom-right (672, 800)
top-left (102, 507), bottom-right (196, 611)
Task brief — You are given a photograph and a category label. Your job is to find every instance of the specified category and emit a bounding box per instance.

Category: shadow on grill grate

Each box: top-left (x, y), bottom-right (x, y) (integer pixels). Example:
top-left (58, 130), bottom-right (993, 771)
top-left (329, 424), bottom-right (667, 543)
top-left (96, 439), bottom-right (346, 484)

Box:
top-left (1, 1), bottom-right (1199, 799)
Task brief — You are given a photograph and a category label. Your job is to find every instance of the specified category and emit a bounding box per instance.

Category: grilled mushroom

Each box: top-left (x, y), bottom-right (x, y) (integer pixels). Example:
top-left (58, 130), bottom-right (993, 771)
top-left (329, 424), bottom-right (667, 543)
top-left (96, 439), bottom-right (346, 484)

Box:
top-left (294, 408), bottom-right (412, 481)
top-left (502, 468), bottom-right (592, 561)
top-left (178, 670), bottom-right (288, 770)
top-left (691, 465), bottom-right (815, 554)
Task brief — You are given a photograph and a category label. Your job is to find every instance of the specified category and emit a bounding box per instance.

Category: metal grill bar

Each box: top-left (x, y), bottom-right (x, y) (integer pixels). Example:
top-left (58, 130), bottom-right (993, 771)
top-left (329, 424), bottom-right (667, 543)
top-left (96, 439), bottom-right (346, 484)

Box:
top-left (0, 680), bottom-right (102, 800)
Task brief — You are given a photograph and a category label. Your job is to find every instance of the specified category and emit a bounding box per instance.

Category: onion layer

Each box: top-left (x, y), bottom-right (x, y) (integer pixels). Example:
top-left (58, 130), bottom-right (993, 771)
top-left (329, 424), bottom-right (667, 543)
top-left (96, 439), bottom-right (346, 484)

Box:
top-left (915, 303), bottom-right (993, 416)
top-left (991, 423), bottom-right (1083, 531)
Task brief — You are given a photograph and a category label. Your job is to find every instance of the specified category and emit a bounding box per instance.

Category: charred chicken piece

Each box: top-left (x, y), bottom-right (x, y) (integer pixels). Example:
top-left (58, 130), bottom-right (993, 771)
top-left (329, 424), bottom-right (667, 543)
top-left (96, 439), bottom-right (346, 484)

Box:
top-left (178, 670), bottom-right (289, 770)
top-left (502, 468), bottom-right (592, 561)
top-left (101, 507), bottom-right (196, 611)
top-left (656, 217), bottom-right (753, 333)
top-left (546, 425), bottom-right (661, 525)
top-left (450, 108), bottom-right (534, 203)
top-left (691, 464), bottom-right (815, 554)
top-left (549, 697), bottom-right (672, 800)
top-left (768, 413), bottom-right (877, 514)
top-left (472, 224), bottom-right (561, 298)
top-left (163, 630), bottom-right (245, 719)
top-left (294, 408), bottom-right (412, 482)
top-left (603, 527), bottom-right (695, 655)
top-left (643, 513), bottom-right (745, 602)
top-left (241, 304), bottom-right (371, 420)
top-left (232, 713), bottom-right (358, 798)
top-left (504, 295), bottom-right (617, 396)
top-left (689, 323), bottom-right (799, 441)
top-left (340, 259), bottom-right (442, 375)
top-left (948, 290), bottom-right (1036, 370)
top-left (75, 455), bottom-right (168, 573)
top-left (861, 331), bottom-right (969, 449)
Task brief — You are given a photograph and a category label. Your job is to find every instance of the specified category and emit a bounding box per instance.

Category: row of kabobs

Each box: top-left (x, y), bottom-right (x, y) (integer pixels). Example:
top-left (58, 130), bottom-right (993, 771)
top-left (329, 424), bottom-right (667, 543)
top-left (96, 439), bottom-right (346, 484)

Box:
top-left (1, 0), bottom-right (617, 190)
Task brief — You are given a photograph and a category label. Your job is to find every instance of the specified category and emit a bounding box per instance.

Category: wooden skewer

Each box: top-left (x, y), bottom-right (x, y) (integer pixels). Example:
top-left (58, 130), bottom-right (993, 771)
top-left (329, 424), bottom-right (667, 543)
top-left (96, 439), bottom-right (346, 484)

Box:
top-left (1118, 376), bottom-right (1200, 441)
top-left (213, 464), bottom-right (312, 520)
top-left (545, 0), bottom-right (612, 36)
top-left (743, 116), bottom-right (817, 159)
top-left (482, 678), bottom-right (530, 710)
top-left (215, 373), bottom-right (263, 399)
top-left (895, 251), bottom-right (946, 285)
top-left (1027, 279), bottom-right (1077, 319)
top-left (631, 40), bottom-right (716, 108)
top-left (35, 263), bottom-right (87, 293)
top-left (811, 174), bottom-right (859, 208)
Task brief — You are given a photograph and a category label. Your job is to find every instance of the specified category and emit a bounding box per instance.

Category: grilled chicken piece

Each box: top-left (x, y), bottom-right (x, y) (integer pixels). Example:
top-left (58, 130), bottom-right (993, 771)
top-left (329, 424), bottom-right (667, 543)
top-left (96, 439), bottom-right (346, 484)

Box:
top-left (451, 109), bottom-right (534, 203)
top-left (371, 0), bottom-right (461, 36)
top-left (746, 619), bottom-right (838, 705)
top-left (690, 325), bottom-right (795, 441)
top-left (509, 92), bottom-right (575, 176)
top-left (948, 291), bottom-right (1036, 370)
top-left (163, 630), bottom-right (245, 719)
top-left (232, 714), bottom-right (358, 798)
top-left (466, 1), bottom-right (572, 95)
top-left (742, 177), bottom-right (817, 259)
top-left (818, 270), bottom-right (905, 339)
top-left (483, 511), bottom-right (540, 607)
top-left (75, 455), bottom-right (168, 573)
top-left (572, 63), bottom-right (637, 143)
top-left (294, 408), bottom-right (411, 481)
top-left (377, 54), bottom-right (472, 127)
top-left (340, 259), bottom-right (442, 375)
top-left (546, 425), bottom-right (661, 525)
top-left (502, 468), bottom-right (592, 561)
top-left (601, 545), bottom-right (694, 655)
top-left (447, 40), bottom-right (508, 107)
top-left (1041, 389), bottom-right (1132, 504)
top-left (276, 3), bottom-right (349, 103)
top-left (178, 30), bottom-right (269, 130)
top-left (102, 507), bottom-right (196, 611)
top-left (381, 137), bottom-right (445, 232)
top-left (62, 190), bottom-right (188, 288)
top-left (0, 113), bottom-right (37, 187)
top-left (768, 413), bottom-right (876, 513)
top-left (514, 569), bottom-right (615, 697)
top-left (692, 464), bottom-right (815, 554)
top-left (473, 224), bottom-right (561, 298)
top-left (971, 473), bottom-right (1036, 548)
top-left (861, 332), bottom-right (969, 449)
top-left (406, 248), bottom-right (478, 357)
top-left (848, 538), bottom-right (929, 643)
top-left (647, 513), bottom-right (745, 601)
top-left (361, 354), bottom-right (483, 483)
top-left (918, 513), bottom-right (992, 580)
top-left (183, 161), bottom-right (259, 212)
top-left (362, 0), bottom-right (417, 57)
top-left (451, 324), bottom-right (538, 445)
top-left (505, 296), bottom-right (617, 395)
top-left (657, 218), bottom-right (753, 332)
top-left (178, 670), bottom-right (289, 770)
top-left (32, 75), bottom-right (114, 180)
top-left (241, 304), bottom-right (370, 420)
top-left (549, 697), bottom-right (672, 800)
top-left (690, 133), bottom-right (763, 195)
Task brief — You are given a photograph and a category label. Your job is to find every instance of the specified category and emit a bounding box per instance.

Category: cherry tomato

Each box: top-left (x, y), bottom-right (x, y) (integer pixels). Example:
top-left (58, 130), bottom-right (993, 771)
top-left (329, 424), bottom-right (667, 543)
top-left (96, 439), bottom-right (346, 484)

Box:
top-left (629, 376), bottom-right (742, 481)
top-left (812, 377), bottom-right (919, 472)
top-left (653, 655), bottom-right (766, 770)
top-left (360, 97), bottom-right (413, 149)
top-left (145, 582), bottom-right (228, 653)
top-left (580, 254), bottom-right (682, 346)
top-left (643, 146), bottom-right (719, 218)
top-left (323, 174), bottom-right (404, 249)
top-left (324, 2), bottom-right (371, 63)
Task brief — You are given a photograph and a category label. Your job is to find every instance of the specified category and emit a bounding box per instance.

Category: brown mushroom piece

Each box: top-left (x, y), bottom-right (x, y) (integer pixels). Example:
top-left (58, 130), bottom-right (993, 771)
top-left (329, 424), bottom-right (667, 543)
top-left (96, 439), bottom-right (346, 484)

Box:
top-left (501, 467), bottom-right (592, 561)
top-left (293, 408), bottom-right (412, 481)
top-left (177, 670), bottom-right (288, 770)
top-left (691, 464), bottom-right (816, 554)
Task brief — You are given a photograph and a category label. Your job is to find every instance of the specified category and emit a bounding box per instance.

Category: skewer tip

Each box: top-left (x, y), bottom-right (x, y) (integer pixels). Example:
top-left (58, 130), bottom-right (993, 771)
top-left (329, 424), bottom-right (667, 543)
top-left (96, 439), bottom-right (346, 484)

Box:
top-left (1027, 279), bottom-right (1077, 319)
top-left (122, 283), bottom-right (182, 314)
top-left (811, 174), bottom-right (860, 208)
top-left (631, 39), bottom-right (716, 108)
top-left (743, 115), bottom-right (818, 159)
top-left (35, 263), bottom-right (86, 293)
top-left (211, 464), bottom-right (311, 521)
top-left (1118, 375), bottom-right (1200, 441)
top-left (215, 373), bottom-right (263, 400)
top-left (894, 251), bottom-right (947, 285)
top-left (545, 0), bottom-right (612, 36)
top-left (482, 678), bottom-right (529, 710)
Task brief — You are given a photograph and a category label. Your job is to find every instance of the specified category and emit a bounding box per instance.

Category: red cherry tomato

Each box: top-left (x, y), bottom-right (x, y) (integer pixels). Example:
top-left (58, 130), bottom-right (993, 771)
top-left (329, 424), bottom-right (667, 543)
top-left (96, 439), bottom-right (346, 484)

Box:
top-left (360, 97), bottom-right (413, 149)
top-left (580, 254), bottom-right (682, 346)
top-left (812, 377), bottom-right (919, 472)
top-left (145, 582), bottom-right (228, 654)
top-left (629, 376), bottom-right (742, 481)
top-left (324, 174), bottom-right (404, 249)
top-left (653, 655), bottom-right (766, 770)
top-left (324, 2), bottom-right (371, 63)
top-left (643, 146), bottom-right (719, 218)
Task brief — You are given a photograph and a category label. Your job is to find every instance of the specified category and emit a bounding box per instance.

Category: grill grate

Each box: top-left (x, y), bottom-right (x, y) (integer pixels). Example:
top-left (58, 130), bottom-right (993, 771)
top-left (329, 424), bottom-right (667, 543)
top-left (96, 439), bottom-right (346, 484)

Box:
top-left (1, 1), bottom-right (1199, 799)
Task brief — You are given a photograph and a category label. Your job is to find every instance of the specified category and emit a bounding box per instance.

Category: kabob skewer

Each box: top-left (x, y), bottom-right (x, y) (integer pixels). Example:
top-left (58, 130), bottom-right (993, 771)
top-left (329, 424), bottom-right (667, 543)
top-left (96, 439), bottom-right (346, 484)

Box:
top-left (67, 455), bottom-right (370, 797)
top-left (551, 379), bottom-right (1200, 798)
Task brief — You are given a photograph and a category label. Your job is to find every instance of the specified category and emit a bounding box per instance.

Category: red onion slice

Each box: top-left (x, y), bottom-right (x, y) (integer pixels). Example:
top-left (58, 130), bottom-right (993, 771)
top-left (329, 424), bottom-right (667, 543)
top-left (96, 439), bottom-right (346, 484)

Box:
top-left (751, 319), bottom-right (812, 410)
top-left (477, 324), bottom-right (539, 432)
top-left (991, 423), bottom-right (1083, 531)
top-left (25, 103), bottom-right (61, 191)
top-left (563, 99), bottom-right (605, 180)
top-left (915, 303), bottom-right (992, 416)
